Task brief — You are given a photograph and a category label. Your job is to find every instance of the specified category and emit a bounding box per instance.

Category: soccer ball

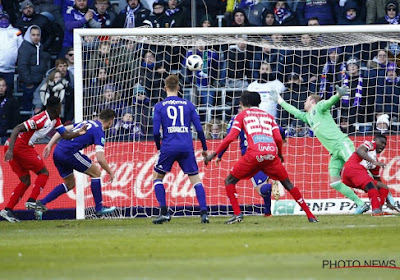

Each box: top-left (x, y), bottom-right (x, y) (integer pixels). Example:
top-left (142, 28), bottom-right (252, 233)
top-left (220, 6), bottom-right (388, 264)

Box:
top-left (186, 54), bottom-right (203, 71)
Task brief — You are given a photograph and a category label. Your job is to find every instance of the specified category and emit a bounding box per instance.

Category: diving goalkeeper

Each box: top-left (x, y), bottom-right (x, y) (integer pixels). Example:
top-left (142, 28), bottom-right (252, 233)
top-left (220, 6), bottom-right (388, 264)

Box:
top-left (269, 85), bottom-right (368, 214)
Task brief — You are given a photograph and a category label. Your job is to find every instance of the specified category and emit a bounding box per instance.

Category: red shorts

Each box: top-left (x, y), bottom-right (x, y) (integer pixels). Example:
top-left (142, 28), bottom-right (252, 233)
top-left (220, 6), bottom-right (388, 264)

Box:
top-left (230, 151), bottom-right (288, 181)
top-left (341, 165), bottom-right (374, 191)
top-left (4, 143), bottom-right (45, 178)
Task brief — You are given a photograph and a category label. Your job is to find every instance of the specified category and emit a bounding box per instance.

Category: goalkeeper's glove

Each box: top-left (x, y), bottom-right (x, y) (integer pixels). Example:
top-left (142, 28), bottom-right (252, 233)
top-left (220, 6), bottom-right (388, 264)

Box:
top-left (268, 90), bottom-right (284, 105)
top-left (335, 85), bottom-right (350, 98)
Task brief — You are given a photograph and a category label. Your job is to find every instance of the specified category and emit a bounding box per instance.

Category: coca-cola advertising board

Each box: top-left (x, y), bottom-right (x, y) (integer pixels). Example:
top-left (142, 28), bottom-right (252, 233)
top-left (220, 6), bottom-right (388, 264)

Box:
top-left (1, 136), bottom-right (399, 211)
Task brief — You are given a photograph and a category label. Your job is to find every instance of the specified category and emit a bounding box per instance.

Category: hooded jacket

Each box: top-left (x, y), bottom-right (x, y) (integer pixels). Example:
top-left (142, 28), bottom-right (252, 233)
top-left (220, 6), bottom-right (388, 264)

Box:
top-left (17, 25), bottom-right (49, 85)
top-left (0, 24), bottom-right (23, 72)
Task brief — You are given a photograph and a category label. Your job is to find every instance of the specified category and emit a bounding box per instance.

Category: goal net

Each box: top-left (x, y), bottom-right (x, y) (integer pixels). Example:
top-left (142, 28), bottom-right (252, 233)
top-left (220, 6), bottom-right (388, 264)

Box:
top-left (73, 26), bottom-right (400, 219)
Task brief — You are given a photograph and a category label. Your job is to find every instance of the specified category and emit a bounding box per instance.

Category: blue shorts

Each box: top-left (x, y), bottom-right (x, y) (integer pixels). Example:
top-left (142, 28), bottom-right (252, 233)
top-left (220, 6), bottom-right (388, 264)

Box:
top-left (250, 171), bottom-right (269, 187)
top-left (53, 147), bottom-right (92, 178)
top-left (154, 150), bottom-right (199, 175)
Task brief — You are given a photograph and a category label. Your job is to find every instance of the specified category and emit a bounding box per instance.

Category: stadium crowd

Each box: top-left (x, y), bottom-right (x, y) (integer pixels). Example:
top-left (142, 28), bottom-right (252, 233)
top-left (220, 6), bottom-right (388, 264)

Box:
top-left (1, 0), bottom-right (400, 144)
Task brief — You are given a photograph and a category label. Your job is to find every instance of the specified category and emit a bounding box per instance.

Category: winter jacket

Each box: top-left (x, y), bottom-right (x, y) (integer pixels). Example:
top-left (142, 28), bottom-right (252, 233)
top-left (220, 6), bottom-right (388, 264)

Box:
top-left (113, 3), bottom-right (151, 28)
top-left (296, 0), bottom-right (339, 25)
top-left (0, 93), bottom-right (19, 136)
top-left (338, 0), bottom-right (366, 25)
top-left (17, 25), bottom-right (49, 85)
top-left (63, 6), bottom-right (100, 47)
top-left (0, 25), bottom-right (23, 73)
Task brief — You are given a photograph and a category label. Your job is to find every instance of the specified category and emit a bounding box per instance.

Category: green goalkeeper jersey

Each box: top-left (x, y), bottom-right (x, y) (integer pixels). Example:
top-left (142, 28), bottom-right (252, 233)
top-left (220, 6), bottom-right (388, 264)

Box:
top-left (280, 94), bottom-right (349, 154)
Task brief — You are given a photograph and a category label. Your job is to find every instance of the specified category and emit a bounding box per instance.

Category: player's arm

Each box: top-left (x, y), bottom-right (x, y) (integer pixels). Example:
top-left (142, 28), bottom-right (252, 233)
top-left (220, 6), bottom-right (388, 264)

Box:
top-left (191, 108), bottom-right (208, 158)
top-left (269, 90), bottom-right (308, 123)
top-left (4, 123), bottom-right (28, 161)
top-left (43, 124), bottom-right (75, 159)
top-left (153, 107), bottom-right (162, 151)
top-left (58, 123), bottom-right (87, 140)
top-left (272, 121), bottom-right (284, 162)
top-left (356, 144), bottom-right (386, 168)
top-left (96, 150), bottom-right (114, 182)
top-left (319, 85), bottom-right (350, 112)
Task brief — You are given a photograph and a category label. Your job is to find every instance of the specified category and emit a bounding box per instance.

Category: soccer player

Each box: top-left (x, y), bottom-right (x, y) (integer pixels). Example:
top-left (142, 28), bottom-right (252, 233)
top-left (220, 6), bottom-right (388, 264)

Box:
top-left (341, 134), bottom-right (392, 216)
top-left (205, 91), bottom-right (318, 224)
top-left (152, 74), bottom-right (209, 224)
top-left (1, 96), bottom-right (87, 223)
top-left (270, 85), bottom-right (369, 214)
top-left (217, 110), bottom-right (286, 216)
top-left (27, 109), bottom-right (117, 217)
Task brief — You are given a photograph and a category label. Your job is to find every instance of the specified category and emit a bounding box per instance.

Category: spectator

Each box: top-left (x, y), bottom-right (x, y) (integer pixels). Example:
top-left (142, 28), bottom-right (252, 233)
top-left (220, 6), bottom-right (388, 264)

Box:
top-left (287, 119), bottom-right (312, 137)
top-left (18, 25), bottom-right (50, 111)
top-left (338, 0), bottom-right (365, 24)
top-left (262, 9), bottom-right (277, 26)
top-left (93, 83), bottom-right (125, 116)
top-left (140, 50), bottom-right (168, 106)
top-left (366, 0), bottom-right (390, 24)
top-left (32, 0), bottom-right (64, 29)
top-left (86, 40), bottom-right (112, 80)
top-left (33, 58), bottom-right (74, 114)
top-left (375, 0), bottom-right (400, 24)
top-left (273, 0), bottom-right (298, 26)
top-left (230, 8), bottom-right (252, 27)
top-left (339, 117), bottom-right (356, 135)
top-left (340, 57), bottom-right (367, 124)
top-left (188, 0), bottom-right (226, 27)
top-left (0, 77), bottom-right (19, 144)
top-left (199, 14), bottom-right (215, 27)
top-left (111, 107), bottom-right (143, 141)
top-left (238, 0), bottom-right (268, 26)
top-left (319, 47), bottom-right (345, 99)
top-left (62, 0), bottom-right (100, 57)
top-left (94, 0), bottom-right (117, 28)
top-left (54, 0), bottom-right (94, 19)
top-left (38, 70), bottom-right (73, 121)
top-left (15, 0), bottom-right (54, 53)
top-left (85, 65), bottom-right (109, 98)
top-left (376, 113), bottom-right (391, 133)
top-left (64, 47), bottom-right (75, 74)
top-left (307, 16), bottom-right (320, 25)
top-left (204, 118), bottom-right (226, 139)
top-left (164, 0), bottom-right (187, 27)
top-left (144, 0), bottom-right (171, 28)
top-left (0, 11), bottom-right (23, 92)
top-left (247, 61), bottom-right (285, 117)
top-left (113, 0), bottom-right (151, 28)
top-left (367, 49), bottom-right (389, 78)
top-left (296, 0), bottom-right (339, 25)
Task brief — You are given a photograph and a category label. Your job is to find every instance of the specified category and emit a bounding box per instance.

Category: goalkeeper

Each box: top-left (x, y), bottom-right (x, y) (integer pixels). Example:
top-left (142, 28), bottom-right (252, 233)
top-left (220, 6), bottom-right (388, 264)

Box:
top-left (270, 85), bottom-right (368, 214)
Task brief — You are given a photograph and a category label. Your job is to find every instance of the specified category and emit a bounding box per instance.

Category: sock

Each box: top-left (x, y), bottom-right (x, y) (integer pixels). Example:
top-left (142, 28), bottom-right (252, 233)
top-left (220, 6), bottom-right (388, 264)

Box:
top-left (28, 173), bottom-right (48, 201)
top-left (378, 188), bottom-right (389, 207)
top-left (226, 184), bottom-right (241, 215)
top-left (289, 187), bottom-right (314, 219)
top-left (331, 181), bottom-right (364, 207)
top-left (260, 184), bottom-right (272, 215)
top-left (367, 188), bottom-right (380, 210)
top-left (41, 183), bottom-right (68, 205)
top-left (91, 178), bottom-right (103, 212)
top-left (387, 192), bottom-right (395, 205)
top-left (6, 182), bottom-right (29, 210)
top-left (154, 179), bottom-right (166, 209)
top-left (194, 183), bottom-right (208, 212)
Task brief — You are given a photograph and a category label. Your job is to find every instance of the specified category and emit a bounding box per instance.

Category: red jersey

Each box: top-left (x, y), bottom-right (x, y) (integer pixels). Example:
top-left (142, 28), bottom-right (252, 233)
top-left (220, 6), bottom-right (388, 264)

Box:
top-left (345, 140), bottom-right (380, 176)
top-left (215, 107), bottom-right (282, 156)
top-left (17, 111), bottom-right (63, 146)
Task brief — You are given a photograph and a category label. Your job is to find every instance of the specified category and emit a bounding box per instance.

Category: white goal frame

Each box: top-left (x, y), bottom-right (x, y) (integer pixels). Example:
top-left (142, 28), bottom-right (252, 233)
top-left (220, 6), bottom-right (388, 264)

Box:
top-left (73, 25), bottom-right (400, 219)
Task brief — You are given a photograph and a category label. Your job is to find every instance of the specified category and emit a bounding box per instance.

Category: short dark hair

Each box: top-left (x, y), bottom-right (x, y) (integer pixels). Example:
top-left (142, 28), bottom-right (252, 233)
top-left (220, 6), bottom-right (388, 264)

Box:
top-left (165, 75), bottom-right (180, 91)
top-left (46, 96), bottom-right (61, 108)
top-left (374, 134), bottom-right (387, 141)
top-left (241, 91), bottom-right (261, 107)
top-left (99, 109), bottom-right (116, 121)
top-left (55, 58), bottom-right (68, 67)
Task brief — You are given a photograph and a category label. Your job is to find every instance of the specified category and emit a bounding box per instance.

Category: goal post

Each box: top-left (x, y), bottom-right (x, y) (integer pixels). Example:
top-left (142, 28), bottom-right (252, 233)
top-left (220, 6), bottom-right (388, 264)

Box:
top-left (73, 25), bottom-right (400, 219)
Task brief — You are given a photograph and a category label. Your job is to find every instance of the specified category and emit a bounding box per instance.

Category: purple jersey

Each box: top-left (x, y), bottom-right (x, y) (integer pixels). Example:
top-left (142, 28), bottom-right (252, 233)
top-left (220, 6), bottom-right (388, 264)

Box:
top-left (56, 120), bottom-right (105, 154)
top-left (153, 96), bottom-right (206, 152)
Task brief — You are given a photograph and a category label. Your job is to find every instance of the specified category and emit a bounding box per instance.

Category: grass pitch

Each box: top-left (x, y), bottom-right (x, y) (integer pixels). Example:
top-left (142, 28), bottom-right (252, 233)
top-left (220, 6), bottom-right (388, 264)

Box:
top-left (1, 215), bottom-right (399, 280)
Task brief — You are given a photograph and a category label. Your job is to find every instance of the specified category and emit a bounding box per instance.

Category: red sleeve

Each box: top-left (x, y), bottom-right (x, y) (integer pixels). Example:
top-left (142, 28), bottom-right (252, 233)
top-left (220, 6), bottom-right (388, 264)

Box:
top-left (271, 119), bottom-right (282, 155)
top-left (54, 118), bottom-right (63, 129)
top-left (371, 166), bottom-right (380, 177)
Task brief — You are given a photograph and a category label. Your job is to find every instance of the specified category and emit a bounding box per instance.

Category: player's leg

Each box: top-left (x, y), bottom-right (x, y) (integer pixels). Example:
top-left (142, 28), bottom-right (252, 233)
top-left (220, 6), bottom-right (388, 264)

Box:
top-left (263, 157), bottom-right (318, 222)
top-left (224, 174), bottom-right (243, 224)
top-left (26, 167), bottom-right (49, 207)
top-left (152, 151), bottom-right (174, 224)
top-left (1, 174), bottom-right (30, 223)
top-left (251, 172), bottom-right (272, 216)
top-left (179, 151), bottom-right (209, 223)
top-left (39, 174), bottom-right (75, 209)
top-left (329, 154), bottom-right (366, 213)
top-left (85, 163), bottom-right (116, 216)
